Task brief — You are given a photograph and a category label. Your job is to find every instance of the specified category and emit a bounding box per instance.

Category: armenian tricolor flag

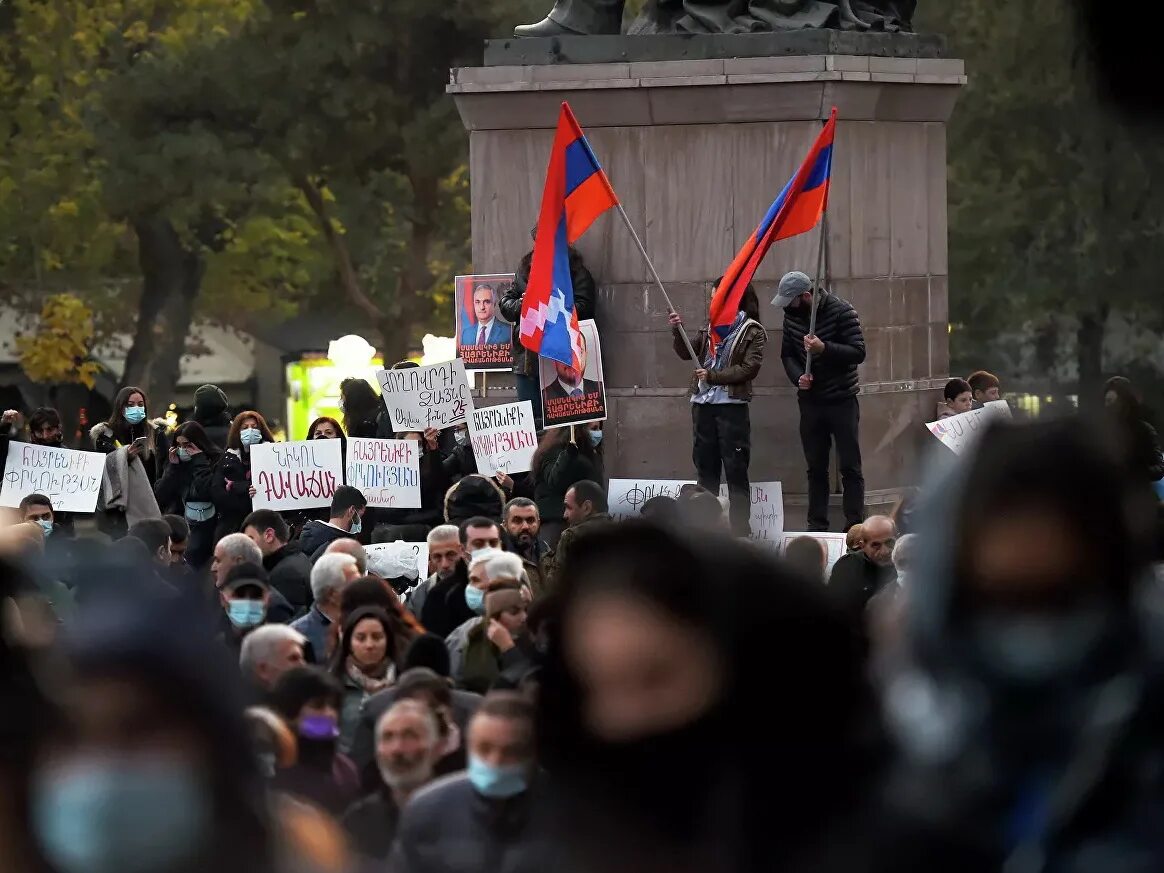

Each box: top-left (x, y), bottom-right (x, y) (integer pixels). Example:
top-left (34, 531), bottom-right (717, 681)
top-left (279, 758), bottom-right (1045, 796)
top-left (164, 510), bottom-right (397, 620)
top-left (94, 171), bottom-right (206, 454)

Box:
top-left (519, 102), bottom-right (619, 368)
top-left (709, 107), bottom-right (837, 352)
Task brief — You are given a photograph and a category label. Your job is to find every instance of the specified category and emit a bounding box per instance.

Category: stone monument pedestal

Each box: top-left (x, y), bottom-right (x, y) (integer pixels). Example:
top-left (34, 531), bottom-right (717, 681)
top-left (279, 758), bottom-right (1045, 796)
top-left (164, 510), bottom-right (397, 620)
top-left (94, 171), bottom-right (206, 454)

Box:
top-left (448, 33), bottom-right (964, 528)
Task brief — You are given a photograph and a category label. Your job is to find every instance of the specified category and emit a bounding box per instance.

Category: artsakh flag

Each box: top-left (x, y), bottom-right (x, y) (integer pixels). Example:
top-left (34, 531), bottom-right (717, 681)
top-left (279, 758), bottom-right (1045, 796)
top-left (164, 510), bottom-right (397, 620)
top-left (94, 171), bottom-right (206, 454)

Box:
top-left (519, 102), bottom-right (619, 367)
top-left (709, 107), bottom-right (837, 352)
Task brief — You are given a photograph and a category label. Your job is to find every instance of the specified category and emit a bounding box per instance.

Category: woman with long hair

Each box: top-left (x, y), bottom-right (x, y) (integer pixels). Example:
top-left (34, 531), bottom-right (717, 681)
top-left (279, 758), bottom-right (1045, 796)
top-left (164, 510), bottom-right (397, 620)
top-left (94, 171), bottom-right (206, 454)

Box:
top-left (213, 410), bottom-right (276, 540)
top-left (90, 386), bottom-right (170, 537)
top-left (1104, 376), bottom-right (1164, 485)
top-left (339, 379), bottom-right (382, 440)
top-left (531, 422), bottom-right (604, 548)
top-left (154, 421), bottom-right (223, 569)
top-left (285, 417), bottom-right (349, 537)
top-left (330, 607), bottom-right (398, 755)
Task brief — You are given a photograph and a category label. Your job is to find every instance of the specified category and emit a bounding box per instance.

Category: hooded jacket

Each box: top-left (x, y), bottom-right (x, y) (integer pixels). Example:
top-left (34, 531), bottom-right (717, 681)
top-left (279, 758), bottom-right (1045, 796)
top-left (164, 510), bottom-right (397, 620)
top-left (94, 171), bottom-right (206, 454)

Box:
top-left (781, 291), bottom-right (865, 403)
top-left (444, 474), bottom-right (507, 527)
top-left (300, 519), bottom-right (351, 562)
top-left (192, 384), bottom-right (232, 449)
top-left (501, 248), bottom-right (595, 378)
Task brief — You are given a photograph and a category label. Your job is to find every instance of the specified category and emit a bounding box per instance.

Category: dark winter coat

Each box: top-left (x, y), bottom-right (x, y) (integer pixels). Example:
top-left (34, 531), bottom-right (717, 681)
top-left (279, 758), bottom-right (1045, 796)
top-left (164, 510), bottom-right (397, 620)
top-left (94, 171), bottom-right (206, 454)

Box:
top-left (299, 520), bottom-right (349, 562)
top-left (381, 448), bottom-right (451, 529)
top-left (389, 773), bottom-right (554, 873)
top-left (264, 544), bottom-right (313, 612)
top-left (533, 443), bottom-right (604, 523)
top-left (672, 319), bottom-right (767, 402)
top-left (500, 247), bottom-right (596, 378)
top-left (342, 789), bottom-right (401, 861)
top-left (828, 552), bottom-right (896, 621)
top-left (153, 452), bottom-right (219, 516)
top-left (781, 292), bottom-right (866, 403)
top-left (212, 448), bottom-right (255, 539)
top-left (443, 474), bottom-right (507, 527)
top-left (91, 420), bottom-right (170, 486)
top-left (541, 512), bottom-right (614, 594)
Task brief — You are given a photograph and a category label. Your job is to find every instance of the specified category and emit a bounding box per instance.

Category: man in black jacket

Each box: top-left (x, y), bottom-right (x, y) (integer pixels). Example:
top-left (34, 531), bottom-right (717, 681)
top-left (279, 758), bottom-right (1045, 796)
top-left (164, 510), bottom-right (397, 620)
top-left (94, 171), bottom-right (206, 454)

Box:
top-left (777, 271), bottom-right (866, 531)
top-left (827, 514), bottom-right (896, 621)
top-left (243, 509), bottom-right (313, 613)
top-left (500, 227), bottom-right (596, 425)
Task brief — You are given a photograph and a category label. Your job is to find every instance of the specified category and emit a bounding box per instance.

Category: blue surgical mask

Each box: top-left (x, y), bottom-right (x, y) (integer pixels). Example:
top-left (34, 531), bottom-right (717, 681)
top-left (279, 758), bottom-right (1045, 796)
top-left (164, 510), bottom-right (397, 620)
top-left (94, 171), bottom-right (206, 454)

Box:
top-left (240, 427), bottom-right (262, 446)
top-left (226, 599), bottom-right (266, 629)
top-left (467, 754), bottom-right (528, 799)
top-left (176, 447), bottom-right (192, 463)
top-left (454, 429), bottom-right (469, 446)
top-left (123, 406), bottom-right (146, 425)
top-left (350, 513), bottom-right (363, 535)
top-left (589, 429), bottom-right (603, 447)
top-left (465, 585), bottom-right (485, 615)
top-left (33, 755), bottom-right (210, 873)
top-left (36, 519), bottom-right (54, 537)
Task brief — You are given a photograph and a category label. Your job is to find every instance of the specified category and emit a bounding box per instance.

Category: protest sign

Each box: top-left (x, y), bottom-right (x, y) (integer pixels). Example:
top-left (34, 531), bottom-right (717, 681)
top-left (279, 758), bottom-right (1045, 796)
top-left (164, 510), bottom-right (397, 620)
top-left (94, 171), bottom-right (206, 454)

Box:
top-left (539, 318), bottom-right (607, 429)
top-left (251, 439), bottom-right (342, 511)
top-left (608, 477), bottom-right (783, 546)
top-left (781, 532), bottom-right (848, 575)
top-left (608, 478), bottom-right (695, 521)
top-left (0, 443), bottom-right (104, 513)
top-left (467, 401), bottom-right (538, 474)
top-left (376, 359), bottom-right (473, 432)
top-left (364, 541), bottom-right (430, 583)
top-left (720, 481), bottom-right (783, 548)
top-left (454, 273), bottom-right (515, 372)
top-left (925, 399), bottom-right (1011, 455)
top-left (345, 438), bottom-right (421, 508)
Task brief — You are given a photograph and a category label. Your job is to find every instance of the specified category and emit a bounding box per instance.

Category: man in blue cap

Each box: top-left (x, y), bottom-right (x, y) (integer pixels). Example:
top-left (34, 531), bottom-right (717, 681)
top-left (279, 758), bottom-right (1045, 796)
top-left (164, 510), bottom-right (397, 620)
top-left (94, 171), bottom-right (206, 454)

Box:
top-left (776, 270), bottom-right (866, 532)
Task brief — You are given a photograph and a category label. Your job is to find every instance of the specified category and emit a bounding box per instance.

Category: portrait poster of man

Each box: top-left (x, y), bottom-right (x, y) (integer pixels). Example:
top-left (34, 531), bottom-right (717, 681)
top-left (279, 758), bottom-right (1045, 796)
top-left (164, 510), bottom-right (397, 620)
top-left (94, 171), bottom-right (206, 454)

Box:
top-left (539, 318), bottom-right (607, 429)
top-left (455, 273), bottom-right (515, 371)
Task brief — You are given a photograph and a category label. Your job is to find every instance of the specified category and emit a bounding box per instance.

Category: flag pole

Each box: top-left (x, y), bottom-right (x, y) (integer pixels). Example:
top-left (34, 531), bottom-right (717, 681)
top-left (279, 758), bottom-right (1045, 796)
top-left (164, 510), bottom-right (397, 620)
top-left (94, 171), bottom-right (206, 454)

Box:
top-left (804, 211), bottom-right (829, 379)
top-left (612, 201), bottom-right (701, 366)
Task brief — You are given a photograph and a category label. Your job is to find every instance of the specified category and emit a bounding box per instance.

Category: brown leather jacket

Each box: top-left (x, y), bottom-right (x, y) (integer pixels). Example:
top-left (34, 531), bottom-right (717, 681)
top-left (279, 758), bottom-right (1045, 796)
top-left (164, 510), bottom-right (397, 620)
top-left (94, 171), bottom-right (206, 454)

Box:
top-left (672, 321), bottom-right (767, 402)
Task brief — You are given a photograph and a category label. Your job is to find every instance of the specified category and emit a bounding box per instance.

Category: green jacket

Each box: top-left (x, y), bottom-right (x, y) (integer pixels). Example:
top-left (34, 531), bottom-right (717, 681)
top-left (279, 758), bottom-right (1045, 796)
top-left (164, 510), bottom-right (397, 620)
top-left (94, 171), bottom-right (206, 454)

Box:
top-left (541, 512), bottom-right (614, 593)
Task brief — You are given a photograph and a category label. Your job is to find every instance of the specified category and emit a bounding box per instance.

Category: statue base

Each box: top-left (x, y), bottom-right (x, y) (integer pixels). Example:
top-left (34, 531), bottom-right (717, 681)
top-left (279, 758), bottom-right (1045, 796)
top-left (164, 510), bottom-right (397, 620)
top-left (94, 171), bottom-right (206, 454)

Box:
top-left (449, 36), bottom-right (964, 528)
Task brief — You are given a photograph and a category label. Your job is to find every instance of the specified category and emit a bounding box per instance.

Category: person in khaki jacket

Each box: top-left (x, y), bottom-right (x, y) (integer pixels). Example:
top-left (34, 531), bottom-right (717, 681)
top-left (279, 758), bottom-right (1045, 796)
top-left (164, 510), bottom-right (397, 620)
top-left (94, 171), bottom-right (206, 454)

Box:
top-left (669, 282), bottom-right (766, 537)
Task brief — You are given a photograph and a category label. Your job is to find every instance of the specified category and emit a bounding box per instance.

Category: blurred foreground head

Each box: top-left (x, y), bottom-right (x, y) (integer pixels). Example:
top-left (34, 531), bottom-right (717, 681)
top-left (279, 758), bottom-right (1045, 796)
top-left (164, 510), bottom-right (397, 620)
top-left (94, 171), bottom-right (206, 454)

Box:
top-left (538, 520), bottom-right (877, 873)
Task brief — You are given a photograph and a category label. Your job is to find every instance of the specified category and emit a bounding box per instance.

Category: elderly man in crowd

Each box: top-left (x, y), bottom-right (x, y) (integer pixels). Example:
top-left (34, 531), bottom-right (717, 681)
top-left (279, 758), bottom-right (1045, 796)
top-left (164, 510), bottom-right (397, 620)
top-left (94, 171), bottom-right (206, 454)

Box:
top-left (239, 624), bottom-right (307, 701)
top-left (292, 552), bottom-right (361, 663)
top-left (213, 533), bottom-right (295, 623)
top-left (828, 515), bottom-right (896, 620)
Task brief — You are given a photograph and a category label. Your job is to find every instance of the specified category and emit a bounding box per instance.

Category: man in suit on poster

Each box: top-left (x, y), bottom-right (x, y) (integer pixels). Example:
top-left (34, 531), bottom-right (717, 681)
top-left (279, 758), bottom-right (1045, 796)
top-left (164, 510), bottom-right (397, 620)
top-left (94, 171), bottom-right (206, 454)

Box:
top-left (460, 284), bottom-right (510, 346)
top-left (542, 330), bottom-right (601, 405)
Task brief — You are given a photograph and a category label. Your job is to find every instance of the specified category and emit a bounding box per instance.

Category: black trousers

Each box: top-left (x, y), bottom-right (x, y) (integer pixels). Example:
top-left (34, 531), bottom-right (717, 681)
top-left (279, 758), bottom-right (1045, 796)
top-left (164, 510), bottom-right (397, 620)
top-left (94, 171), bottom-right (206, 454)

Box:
top-left (798, 395), bottom-right (864, 531)
top-left (691, 403), bottom-right (752, 536)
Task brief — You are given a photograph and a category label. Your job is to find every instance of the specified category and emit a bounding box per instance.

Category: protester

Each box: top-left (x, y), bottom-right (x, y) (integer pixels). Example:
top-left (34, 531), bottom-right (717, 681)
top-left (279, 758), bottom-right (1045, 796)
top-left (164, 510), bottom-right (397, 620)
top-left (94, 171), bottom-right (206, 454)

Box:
top-left (240, 624), bottom-right (308, 699)
top-left (940, 377), bottom-right (973, 418)
top-left (504, 497), bottom-right (546, 596)
top-left (339, 378), bottom-right (382, 439)
top-left (845, 523), bottom-right (865, 553)
top-left (5, 407), bottom-right (76, 534)
top-left (323, 537), bottom-right (369, 576)
top-left (542, 480), bottom-right (612, 592)
top-left (213, 410), bottom-right (276, 539)
top-left (91, 386), bottom-right (167, 536)
top-left (390, 692), bottom-right (549, 873)
top-left (444, 473), bottom-right (508, 527)
top-left (446, 553), bottom-right (533, 694)
top-left (244, 509), bottom-right (314, 613)
top-left (669, 284), bottom-right (765, 537)
top-left (307, 415), bottom-right (347, 451)
top-left (640, 494), bottom-right (681, 526)
top-left (9, 505), bottom-right (76, 622)
top-left (405, 524), bottom-right (476, 638)
top-left (292, 552), bottom-right (361, 663)
top-left (677, 484), bottom-right (728, 531)
top-left (268, 665), bottom-right (362, 815)
top-left (967, 369), bottom-right (1001, 406)
top-left (461, 516), bottom-right (503, 555)
top-left (162, 514), bottom-right (191, 570)
top-left (331, 606), bottom-right (399, 753)
top-left (125, 518), bottom-right (174, 569)
top-left (828, 514), bottom-right (897, 620)
top-left (538, 521), bottom-right (878, 873)
top-left (300, 486), bottom-right (368, 560)
top-left (212, 533), bottom-right (295, 624)
top-left (219, 563), bottom-right (278, 655)
top-left (531, 424), bottom-right (604, 548)
top-left (342, 699), bottom-right (443, 860)
top-left (191, 383), bottom-right (232, 448)
top-left (502, 226), bottom-right (596, 424)
top-left (153, 420), bottom-right (221, 568)
top-left (19, 493), bottom-right (58, 541)
top-left (385, 428), bottom-right (451, 533)
top-left (442, 423), bottom-right (478, 482)
top-left (875, 418), bottom-right (1162, 871)
top-left (777, 270), bottom-right (866, 532)
top-left (1103, 376), bottom-right (1164, 484)
top-left (784, 534), bottom-right (828, 584)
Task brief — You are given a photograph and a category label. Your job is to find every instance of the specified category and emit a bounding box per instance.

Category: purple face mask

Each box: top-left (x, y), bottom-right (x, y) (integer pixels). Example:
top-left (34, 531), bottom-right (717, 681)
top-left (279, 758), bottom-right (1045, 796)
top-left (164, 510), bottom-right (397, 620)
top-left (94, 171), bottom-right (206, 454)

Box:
top-left (298, 714), bottom-right (339, 741)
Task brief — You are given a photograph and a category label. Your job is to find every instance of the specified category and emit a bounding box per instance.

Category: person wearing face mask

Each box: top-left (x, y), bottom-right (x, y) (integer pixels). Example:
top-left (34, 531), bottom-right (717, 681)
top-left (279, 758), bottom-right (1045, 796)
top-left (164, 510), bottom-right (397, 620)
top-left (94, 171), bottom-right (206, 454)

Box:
top-left (446, 552), bottom-right (533, 694)
top-left (218, 563), bottom-right (276, 657)
top-left (91, 386), bottom-right (167, 538)
top-left (269, 665), bottom-right (362, 814)
top-left (330, 607), bottom-right (399, 753)
top-left (300, 486), bottom-right (369, 561)
top-left (777, 270), bottom-right (866, 533)
top-left (530, 423), bottom-right (605, 549)
top-left (342, 700), bottom-right (443, 860)
top-left (153, 420), bottom-right (222, 569)
top-left (390, 692), bottom-right (551, 873)
top-left (669, 281), bottom-right (766, 538)
top-left (284, 416), bottom-right (351, 536)
top-left (871, 418), bottom-right (1164, 873)
top-left (3, 407), bottom-right (79, 537)
top-left (213, 410), bottom-right (276, 541)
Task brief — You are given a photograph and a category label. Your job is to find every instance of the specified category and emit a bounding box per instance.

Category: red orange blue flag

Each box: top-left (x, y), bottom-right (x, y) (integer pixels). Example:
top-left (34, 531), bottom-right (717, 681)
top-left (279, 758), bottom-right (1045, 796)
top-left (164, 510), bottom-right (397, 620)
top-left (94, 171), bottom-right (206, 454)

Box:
top-left (709, 107), bottom-right (838, 352)
top-left (519, 102), bottom-right (619, 368)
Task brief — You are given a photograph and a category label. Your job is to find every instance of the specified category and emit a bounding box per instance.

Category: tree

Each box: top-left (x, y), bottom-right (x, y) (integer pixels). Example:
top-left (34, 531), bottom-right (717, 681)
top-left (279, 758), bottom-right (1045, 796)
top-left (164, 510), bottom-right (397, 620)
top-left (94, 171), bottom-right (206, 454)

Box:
top-left (17, 294), bottom-right (102, 389)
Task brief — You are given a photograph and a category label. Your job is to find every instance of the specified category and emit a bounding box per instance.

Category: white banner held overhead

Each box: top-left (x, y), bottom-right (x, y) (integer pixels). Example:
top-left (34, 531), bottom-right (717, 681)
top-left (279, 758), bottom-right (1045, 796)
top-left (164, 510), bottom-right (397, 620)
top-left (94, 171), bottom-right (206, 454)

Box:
top-left (250, 439), bottom-right (343, 511)
top-left (345, 438), bottom-right (422, 509)
top-left (925, 399), bottom-right (1011, 455)
top-left (376, 359), bottom-right (473, 432)
top-left (466, 401), bottom-right (538, 474)
top-left (0, 443), bottom-right (104, 513)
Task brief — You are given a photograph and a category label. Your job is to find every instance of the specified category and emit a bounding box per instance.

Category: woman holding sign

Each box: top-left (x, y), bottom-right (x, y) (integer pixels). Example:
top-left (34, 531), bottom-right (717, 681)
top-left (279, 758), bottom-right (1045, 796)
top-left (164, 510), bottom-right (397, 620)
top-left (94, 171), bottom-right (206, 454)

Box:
top-left (154, 422), bottom-right (223, 569)
top-left (213, 410), bottom-right (276, 540)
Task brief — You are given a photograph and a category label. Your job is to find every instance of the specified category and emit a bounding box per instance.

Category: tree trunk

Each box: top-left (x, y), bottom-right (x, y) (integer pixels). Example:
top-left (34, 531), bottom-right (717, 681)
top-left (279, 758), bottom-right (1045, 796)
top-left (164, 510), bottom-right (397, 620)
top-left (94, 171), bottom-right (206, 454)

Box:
top-left (122, 216), bottom-right (203, 407)
top-left (1076, 302), bottom-right (1108, 414)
